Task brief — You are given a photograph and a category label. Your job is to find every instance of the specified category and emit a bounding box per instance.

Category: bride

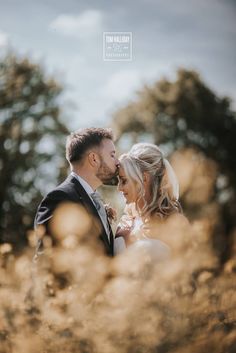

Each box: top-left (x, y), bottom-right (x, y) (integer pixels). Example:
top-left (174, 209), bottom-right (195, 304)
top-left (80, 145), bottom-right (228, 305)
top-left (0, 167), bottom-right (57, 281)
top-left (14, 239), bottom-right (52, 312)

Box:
top-left (114, 142), bottom-right (183, 261)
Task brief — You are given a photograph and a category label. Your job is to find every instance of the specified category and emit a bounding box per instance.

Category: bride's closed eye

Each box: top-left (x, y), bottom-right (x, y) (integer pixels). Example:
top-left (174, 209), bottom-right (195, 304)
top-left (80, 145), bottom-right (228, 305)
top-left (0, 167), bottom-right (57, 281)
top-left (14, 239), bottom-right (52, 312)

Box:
top-left (119, 178), bottom-right (127, 186)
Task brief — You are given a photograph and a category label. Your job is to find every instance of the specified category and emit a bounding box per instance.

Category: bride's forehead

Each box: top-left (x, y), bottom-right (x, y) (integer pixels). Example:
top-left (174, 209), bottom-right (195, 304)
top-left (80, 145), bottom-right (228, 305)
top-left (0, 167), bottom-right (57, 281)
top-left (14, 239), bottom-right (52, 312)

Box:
top-left (118, 166), bottom-right (126, 177)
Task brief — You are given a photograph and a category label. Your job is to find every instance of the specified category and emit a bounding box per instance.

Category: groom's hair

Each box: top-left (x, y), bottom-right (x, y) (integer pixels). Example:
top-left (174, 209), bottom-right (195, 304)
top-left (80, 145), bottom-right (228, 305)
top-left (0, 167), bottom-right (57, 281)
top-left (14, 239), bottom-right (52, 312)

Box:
top-left (66, 127), bottom-right (114, 164)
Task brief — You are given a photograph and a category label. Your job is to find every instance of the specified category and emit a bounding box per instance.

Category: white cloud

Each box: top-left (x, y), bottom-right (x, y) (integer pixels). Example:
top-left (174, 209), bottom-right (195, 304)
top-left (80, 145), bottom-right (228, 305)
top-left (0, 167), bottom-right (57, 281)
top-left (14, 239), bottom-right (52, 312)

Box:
top-left (49, 10), bottom-right (103, 38)
top-left (0, 30), bottom-right (9, 48)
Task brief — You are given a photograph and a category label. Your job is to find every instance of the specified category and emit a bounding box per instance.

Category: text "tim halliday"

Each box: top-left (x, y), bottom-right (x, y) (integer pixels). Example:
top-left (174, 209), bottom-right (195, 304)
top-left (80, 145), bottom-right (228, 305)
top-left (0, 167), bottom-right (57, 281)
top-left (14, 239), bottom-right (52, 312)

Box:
top-left (105, 35), bottom-right (130, 43)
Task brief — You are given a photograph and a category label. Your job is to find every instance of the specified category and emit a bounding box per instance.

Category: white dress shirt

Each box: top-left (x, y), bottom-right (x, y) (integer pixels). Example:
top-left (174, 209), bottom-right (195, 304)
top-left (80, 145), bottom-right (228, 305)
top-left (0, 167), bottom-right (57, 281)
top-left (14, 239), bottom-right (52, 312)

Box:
top-left (71, 171), bottom-right (94, 200)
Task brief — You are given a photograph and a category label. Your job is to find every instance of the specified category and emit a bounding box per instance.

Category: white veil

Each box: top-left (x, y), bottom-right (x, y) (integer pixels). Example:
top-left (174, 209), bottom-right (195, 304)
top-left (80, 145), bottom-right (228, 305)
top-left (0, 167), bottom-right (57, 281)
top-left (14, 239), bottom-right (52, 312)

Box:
top-left (163, 158), bottom-right (179, 200)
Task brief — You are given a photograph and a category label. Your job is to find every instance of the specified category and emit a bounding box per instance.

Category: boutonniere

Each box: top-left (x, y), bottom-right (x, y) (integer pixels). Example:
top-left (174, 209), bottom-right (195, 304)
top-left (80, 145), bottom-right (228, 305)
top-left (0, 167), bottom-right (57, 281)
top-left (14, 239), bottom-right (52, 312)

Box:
top-left (104, 204), bottom-right (117, 224)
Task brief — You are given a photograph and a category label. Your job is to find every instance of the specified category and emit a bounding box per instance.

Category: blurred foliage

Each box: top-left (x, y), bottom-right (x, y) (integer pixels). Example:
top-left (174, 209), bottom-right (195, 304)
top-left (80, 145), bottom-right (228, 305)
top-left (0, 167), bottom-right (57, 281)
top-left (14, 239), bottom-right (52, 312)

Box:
top-left (0, 54), bottom-right (69, 249)
top-left (0, 214), bottom-right (236, 353)
top-left (112, 69), bottom-right (236, 263)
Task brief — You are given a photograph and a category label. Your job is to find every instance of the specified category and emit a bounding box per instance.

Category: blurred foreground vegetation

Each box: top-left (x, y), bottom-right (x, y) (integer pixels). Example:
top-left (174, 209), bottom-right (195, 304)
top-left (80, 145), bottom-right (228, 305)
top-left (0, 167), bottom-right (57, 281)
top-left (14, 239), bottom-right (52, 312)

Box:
top-left (0, 210), bottom-right (236, 353)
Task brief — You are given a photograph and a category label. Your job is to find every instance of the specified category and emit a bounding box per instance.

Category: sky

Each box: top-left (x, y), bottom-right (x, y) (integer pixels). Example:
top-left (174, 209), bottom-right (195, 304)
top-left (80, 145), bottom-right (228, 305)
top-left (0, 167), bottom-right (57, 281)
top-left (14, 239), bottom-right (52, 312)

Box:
top-left (0, 0), bottom-right (235, 130)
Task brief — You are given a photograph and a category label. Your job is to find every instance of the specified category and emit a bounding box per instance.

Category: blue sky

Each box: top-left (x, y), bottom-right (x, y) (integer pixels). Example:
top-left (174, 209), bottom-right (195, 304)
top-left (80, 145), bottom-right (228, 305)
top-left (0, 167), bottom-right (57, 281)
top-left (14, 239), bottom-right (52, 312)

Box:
top-left (0, 0), bottom-right (235, 130)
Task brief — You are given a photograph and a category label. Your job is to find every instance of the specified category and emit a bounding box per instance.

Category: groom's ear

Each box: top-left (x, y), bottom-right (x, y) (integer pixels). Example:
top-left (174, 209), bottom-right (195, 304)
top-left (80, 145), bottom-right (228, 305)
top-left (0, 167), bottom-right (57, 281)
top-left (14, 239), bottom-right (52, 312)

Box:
top-left (88, 151), bottom-right (100, 167)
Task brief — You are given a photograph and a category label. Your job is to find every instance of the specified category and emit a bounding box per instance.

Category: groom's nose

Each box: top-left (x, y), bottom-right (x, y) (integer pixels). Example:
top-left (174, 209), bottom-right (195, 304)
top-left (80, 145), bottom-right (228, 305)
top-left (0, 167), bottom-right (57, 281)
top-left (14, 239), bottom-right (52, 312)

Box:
top-left (115, 158), bottom-right (120, 167)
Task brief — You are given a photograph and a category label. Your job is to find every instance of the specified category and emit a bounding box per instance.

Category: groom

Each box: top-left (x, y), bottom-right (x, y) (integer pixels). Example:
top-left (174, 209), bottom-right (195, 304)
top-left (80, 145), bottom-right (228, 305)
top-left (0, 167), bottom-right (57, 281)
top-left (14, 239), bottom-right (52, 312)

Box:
top-left (34, 127), bottom-right (119, 256)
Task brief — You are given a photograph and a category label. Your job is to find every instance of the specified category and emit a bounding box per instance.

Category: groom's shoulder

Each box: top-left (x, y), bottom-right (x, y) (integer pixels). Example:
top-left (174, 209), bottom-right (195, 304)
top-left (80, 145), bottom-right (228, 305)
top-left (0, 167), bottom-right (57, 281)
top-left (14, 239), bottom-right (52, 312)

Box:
top-left (45, 175), bottom-right (79, 201)
top-left (55, 175), bottom-right (74, 191)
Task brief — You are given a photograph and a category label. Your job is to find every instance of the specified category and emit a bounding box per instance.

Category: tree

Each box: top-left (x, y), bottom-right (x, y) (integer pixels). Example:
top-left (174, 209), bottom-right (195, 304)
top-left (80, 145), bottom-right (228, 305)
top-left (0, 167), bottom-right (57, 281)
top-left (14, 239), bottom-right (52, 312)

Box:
top-left (0, 54), bottom-right (69, 249)
top-left (112, 69), bottom-right (236, 263)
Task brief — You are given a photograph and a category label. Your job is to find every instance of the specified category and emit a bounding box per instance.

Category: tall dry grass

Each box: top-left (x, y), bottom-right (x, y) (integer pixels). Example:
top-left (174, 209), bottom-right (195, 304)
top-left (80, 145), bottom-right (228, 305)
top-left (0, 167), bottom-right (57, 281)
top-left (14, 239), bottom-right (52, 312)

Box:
top-left (0, 207), bottom-right (236, 353)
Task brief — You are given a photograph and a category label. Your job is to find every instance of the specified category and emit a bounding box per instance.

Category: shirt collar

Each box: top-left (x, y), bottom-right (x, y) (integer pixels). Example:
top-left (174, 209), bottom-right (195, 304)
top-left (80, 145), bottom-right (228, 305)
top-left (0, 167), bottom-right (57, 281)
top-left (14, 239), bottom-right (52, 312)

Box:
top-left (71, 171), bottom-right (95, 195)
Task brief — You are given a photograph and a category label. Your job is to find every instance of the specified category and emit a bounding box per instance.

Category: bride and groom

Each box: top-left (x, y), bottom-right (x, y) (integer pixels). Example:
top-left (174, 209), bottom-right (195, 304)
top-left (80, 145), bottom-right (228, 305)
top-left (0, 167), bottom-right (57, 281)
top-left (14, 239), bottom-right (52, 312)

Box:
top-left (35, 127), bottom-right (182, 259)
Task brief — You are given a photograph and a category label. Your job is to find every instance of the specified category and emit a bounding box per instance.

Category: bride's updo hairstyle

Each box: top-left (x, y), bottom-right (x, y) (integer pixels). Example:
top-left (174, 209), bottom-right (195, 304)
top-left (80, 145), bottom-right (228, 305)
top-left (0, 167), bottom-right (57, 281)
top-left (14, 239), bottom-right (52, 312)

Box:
top-left (119, 143), bottom-right (182, 219)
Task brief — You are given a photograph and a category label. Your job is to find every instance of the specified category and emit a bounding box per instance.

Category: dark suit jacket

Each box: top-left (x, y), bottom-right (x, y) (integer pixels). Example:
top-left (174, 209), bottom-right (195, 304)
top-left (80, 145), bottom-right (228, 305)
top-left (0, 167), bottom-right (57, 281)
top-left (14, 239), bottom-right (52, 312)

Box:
top-left (34, 174), bottom-right (114, 256)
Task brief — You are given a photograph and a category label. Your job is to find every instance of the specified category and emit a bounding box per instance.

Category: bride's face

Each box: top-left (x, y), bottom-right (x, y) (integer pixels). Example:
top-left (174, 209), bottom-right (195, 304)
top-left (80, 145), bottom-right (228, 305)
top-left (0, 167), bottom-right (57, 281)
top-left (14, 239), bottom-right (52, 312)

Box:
top-left (118, 166), bottom-right (137, 204)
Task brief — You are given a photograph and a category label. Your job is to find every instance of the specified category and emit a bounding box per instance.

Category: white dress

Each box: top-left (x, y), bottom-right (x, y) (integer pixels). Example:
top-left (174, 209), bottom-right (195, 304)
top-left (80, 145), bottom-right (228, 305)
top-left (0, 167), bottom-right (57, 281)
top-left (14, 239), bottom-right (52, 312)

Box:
top-left (114, 216), bottom-right (170, 262)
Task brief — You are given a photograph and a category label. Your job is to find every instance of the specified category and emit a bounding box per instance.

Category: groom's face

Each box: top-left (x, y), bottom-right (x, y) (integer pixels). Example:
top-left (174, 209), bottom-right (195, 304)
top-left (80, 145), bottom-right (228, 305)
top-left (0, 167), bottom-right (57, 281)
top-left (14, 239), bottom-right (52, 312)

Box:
top-left (96, 139), bottom-right (119, 185)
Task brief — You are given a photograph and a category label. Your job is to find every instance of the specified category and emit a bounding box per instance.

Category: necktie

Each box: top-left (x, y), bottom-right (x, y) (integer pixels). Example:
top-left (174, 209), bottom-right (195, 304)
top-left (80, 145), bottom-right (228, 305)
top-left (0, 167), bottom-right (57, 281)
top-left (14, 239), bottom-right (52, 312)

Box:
top-left (90, 192), bottom-right (110, 242)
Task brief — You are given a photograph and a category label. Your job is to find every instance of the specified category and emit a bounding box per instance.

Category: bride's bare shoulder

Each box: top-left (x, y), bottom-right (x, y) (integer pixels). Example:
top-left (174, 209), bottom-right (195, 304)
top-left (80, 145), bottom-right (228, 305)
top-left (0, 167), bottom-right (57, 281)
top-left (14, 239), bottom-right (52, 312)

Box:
top-left (170, 212), bottom-right (189, 227)
top-left (159, 213), bottom-right (190, 235)
top-left (150, 212), bottom-right (189, 229)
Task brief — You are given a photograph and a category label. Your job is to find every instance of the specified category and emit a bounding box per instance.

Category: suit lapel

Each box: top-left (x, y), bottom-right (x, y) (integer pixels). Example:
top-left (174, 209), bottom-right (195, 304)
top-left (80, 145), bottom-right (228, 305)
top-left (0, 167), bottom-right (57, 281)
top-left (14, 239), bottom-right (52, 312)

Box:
top-left (67, 175), bottom-right (113, 254)
top-left (107, 219), bottom-right (114, 254)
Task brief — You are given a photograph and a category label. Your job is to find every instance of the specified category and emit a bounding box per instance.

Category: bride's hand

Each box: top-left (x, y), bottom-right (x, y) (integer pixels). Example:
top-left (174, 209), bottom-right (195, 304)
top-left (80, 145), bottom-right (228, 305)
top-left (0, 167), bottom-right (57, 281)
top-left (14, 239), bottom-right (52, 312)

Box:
top-left (115, 225), bottom-right (132, 237)
top-left (115, 218), bottom-right (135, 246)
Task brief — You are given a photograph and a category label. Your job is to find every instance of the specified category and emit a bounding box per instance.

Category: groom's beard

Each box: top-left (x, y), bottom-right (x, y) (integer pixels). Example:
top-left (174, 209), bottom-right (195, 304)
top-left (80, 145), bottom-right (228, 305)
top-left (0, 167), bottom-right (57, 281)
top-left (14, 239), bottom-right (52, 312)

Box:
top-left (96, 159), bottom-right (119, 186)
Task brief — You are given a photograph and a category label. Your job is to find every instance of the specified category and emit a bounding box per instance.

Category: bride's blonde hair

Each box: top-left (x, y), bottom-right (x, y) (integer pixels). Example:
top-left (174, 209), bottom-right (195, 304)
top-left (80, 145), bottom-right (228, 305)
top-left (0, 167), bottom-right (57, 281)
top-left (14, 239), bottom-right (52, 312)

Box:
top-left (119, 143), bottom-right (182, 220)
